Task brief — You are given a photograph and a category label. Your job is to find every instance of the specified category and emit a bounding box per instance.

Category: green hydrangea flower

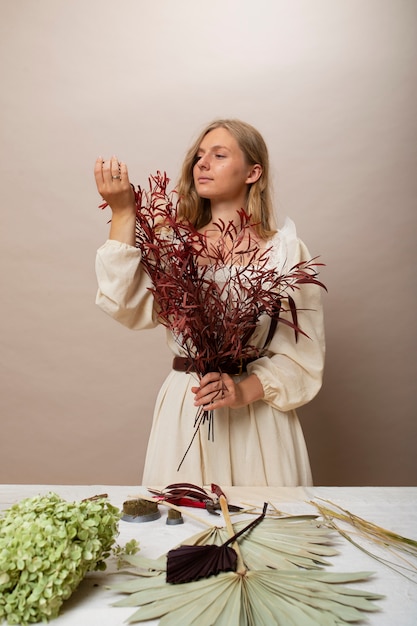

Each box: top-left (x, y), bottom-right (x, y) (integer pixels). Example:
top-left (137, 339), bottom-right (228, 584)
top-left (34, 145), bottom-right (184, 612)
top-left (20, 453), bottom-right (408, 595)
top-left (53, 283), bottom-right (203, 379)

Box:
top-left (0, 493), bottom-right (121, 624)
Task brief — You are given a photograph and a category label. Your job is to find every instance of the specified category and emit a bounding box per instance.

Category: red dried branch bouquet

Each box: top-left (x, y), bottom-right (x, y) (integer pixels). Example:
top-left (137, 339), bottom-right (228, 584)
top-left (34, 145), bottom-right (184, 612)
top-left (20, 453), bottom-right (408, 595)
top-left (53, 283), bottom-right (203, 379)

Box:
top-left (103, 172), bottom-right (325, 468)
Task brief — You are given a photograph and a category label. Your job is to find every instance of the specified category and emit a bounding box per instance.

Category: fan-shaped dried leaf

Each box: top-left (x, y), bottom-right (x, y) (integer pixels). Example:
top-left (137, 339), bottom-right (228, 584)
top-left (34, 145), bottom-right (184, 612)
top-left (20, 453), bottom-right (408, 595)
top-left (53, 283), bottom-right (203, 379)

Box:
top-left (113, 565), bottom-right (382, 626)
top-left (173, 516), bottom-right (338, 571)
top-left (111, 512), bottom-right (382, 626)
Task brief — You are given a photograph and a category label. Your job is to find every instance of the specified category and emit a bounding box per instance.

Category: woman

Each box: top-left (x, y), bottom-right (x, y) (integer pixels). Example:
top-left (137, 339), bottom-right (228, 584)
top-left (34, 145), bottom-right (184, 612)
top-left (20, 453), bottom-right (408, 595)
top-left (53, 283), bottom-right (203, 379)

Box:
top-left (94, 119), bottom-right (325, 486)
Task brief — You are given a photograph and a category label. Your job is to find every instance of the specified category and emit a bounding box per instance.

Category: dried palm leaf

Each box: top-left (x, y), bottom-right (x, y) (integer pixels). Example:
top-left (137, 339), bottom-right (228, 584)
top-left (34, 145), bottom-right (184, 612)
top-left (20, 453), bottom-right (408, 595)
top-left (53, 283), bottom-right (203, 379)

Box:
top-left (171, 514), bottom-right (338, 571)
top-left (112, 555), bottom-right (381, 625)
top-left (111, 499), bottom-right (383, 625)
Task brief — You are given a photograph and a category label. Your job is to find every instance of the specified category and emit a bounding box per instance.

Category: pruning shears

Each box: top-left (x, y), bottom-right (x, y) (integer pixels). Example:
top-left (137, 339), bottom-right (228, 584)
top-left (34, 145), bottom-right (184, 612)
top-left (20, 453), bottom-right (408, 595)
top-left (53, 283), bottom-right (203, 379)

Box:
top-left (148, 482), bottom-right (242, 516)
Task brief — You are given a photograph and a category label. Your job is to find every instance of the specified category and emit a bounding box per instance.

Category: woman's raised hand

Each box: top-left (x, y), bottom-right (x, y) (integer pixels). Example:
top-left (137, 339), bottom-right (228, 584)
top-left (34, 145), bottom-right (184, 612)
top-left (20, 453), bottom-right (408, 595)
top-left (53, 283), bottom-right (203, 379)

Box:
top-left (94, 156), bottom-right (136, 245)
top-left (94, 156), bottom-right (135, 215)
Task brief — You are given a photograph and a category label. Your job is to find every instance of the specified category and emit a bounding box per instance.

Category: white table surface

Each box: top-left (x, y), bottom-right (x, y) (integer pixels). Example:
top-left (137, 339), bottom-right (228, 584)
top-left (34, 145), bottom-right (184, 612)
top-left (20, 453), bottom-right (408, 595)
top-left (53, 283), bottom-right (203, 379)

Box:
top-left (1, 485), bottom-right (416, 626)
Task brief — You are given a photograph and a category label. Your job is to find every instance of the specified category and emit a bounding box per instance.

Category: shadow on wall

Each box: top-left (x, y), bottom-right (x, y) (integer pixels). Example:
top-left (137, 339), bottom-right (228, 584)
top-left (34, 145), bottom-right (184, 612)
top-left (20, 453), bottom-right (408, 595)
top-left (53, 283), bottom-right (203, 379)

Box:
top-left (299, 325), bottom-right (416, 487)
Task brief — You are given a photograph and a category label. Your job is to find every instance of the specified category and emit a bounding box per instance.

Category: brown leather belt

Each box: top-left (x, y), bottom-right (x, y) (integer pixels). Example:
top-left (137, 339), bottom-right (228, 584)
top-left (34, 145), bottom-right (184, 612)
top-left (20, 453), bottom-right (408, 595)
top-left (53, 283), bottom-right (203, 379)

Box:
top-left (172, 355), bottom-right (256, 376)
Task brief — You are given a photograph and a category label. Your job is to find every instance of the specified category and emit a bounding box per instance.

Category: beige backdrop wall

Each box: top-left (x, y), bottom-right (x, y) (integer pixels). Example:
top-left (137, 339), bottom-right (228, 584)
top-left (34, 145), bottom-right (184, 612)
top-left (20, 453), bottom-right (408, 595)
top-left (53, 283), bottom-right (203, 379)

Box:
top-left (1, 0), bottom-right (416, 486)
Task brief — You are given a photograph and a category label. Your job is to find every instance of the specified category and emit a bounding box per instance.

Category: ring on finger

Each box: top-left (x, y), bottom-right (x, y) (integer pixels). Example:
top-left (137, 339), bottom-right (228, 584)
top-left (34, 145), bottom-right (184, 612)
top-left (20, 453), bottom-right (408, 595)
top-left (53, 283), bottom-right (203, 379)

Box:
top-left (111, 174), bottom-right (121, 180)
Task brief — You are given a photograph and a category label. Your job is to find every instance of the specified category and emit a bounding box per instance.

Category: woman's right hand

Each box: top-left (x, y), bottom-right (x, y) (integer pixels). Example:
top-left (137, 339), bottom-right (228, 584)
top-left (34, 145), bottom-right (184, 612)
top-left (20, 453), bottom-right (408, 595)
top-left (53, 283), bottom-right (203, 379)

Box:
top-left (94, 155), bottom-right (135, 215)
top-left (94, 155), bottom-right (136, 245)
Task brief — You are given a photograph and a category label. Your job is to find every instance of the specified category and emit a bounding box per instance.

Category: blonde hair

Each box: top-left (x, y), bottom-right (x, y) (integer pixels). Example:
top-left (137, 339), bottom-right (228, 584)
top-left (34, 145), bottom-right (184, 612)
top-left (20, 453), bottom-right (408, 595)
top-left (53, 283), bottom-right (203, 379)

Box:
top-left (176, 119), bottom-right (276, 238)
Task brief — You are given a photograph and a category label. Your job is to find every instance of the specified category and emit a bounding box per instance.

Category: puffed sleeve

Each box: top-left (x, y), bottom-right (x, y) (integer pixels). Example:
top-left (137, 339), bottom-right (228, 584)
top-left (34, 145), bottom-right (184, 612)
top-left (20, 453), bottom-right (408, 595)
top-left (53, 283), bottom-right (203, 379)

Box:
top-left (246, 220), bottom-right (325, 412)
top-left (95, 239), bottom-right (159, 330)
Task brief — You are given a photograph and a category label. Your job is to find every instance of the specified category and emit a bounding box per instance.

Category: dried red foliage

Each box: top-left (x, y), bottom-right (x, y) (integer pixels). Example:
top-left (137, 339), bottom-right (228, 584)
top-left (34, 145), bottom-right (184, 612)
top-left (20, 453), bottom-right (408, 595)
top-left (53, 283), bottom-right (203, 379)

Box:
top-left (102, 172), bottom-right (326, 468)
top-left (133, 172), bottom-right (324, 367)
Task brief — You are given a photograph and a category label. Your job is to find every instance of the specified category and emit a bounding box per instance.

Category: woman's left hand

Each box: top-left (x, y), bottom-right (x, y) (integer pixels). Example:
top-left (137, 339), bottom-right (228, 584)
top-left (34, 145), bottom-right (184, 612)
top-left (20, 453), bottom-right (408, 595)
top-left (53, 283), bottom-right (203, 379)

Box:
top-left (191, 371), bottom-right (264, 410)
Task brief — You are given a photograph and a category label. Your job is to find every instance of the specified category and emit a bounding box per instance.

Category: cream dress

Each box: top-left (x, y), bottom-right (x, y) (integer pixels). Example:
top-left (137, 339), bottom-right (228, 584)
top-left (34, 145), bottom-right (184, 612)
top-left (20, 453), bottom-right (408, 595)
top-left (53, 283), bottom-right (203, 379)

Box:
top-left (95, 218), bottom-right (325, 487)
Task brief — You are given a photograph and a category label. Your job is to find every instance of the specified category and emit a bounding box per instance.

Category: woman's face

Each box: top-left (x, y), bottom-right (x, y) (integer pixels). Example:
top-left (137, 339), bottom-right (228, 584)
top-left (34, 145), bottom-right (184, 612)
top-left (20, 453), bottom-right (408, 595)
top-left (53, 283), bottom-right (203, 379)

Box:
top-left (193, 127), bottom-right (255, 205)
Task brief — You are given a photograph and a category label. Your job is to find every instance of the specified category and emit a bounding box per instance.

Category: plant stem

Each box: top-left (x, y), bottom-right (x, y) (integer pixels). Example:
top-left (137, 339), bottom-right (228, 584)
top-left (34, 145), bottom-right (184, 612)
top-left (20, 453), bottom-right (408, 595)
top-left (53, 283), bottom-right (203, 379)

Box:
top-left (219, 495), bottom-right (246, 574)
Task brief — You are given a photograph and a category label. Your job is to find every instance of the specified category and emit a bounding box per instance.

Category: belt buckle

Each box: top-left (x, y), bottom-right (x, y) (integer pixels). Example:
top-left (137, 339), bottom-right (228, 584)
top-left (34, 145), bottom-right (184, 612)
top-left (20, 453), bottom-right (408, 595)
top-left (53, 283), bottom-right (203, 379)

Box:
top-left (236, 357), bottom-right (244, 376)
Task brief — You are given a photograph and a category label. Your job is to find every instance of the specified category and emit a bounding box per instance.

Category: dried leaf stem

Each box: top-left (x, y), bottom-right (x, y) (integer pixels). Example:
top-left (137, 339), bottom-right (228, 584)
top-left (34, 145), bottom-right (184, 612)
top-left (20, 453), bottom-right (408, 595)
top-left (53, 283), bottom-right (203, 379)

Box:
top-left (219, 495), bottom-right (246, 574)
top-left (311, 499), bottom-right (417, 583)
